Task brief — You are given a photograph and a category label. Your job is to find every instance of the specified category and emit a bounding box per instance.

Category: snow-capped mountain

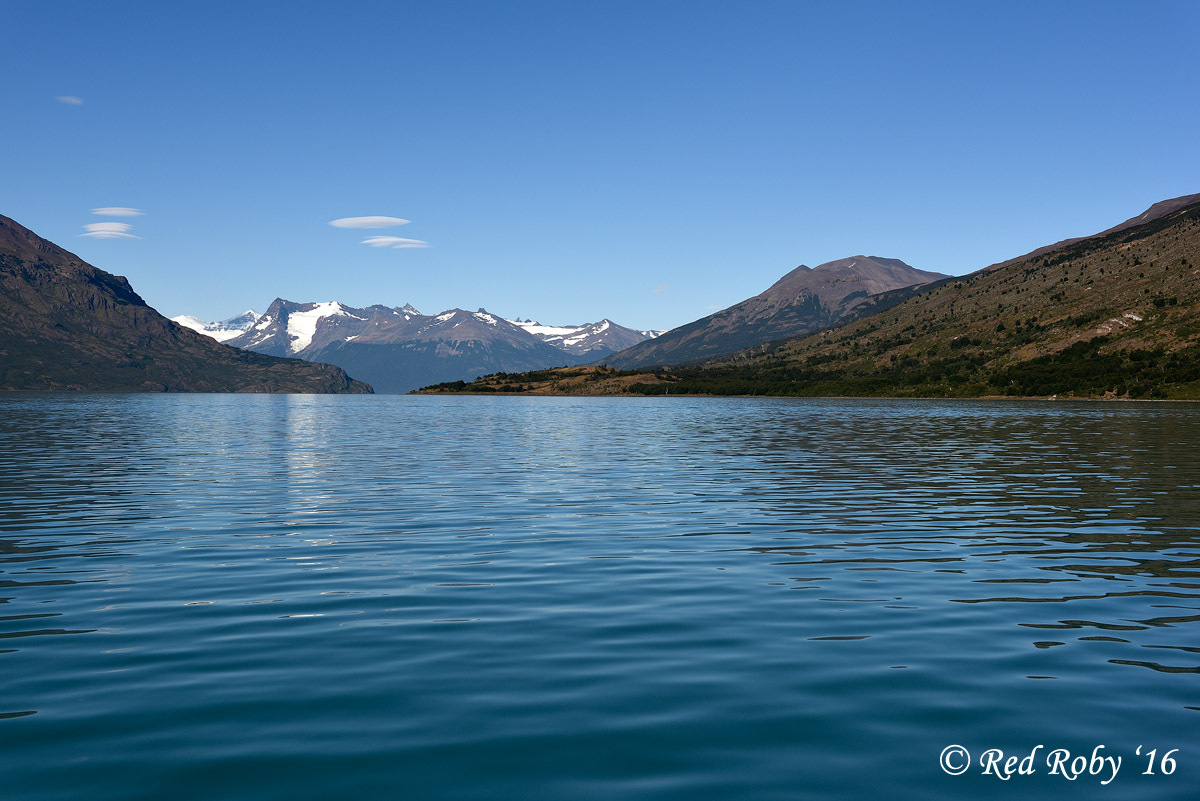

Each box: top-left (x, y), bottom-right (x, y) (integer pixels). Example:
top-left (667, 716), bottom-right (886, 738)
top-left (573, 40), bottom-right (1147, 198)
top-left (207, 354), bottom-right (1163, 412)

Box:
top-left (172, 310), bottom-right (262, 343)
top-left (225, 299), bottom-right (419, 357)
top-left (508, 318), bottom-right (663, 355)
top-left (208, 299), bottom-right (660, 392)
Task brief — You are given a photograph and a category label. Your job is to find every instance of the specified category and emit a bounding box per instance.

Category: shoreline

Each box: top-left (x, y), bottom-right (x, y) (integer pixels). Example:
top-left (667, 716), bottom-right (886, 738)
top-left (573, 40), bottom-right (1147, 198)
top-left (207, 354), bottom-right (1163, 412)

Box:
top-left (411, 391), bottom-right (1200, 403)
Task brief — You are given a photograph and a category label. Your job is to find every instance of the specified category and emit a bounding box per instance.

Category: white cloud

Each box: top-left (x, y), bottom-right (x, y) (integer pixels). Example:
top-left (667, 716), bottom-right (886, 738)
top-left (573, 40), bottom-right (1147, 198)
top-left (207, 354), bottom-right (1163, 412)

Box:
top-left (79, 222), bottom-right (141, 240)
top-left (362, 236), bottom-right (429, 249)
top-left (56, 96), bottom-right (84, 105)
top-left (653, 283), bottom-right (670, 295)
top-left (329, 216), bottom-right (410, 229)
top-left (91, 207), bottom-right (144, 217)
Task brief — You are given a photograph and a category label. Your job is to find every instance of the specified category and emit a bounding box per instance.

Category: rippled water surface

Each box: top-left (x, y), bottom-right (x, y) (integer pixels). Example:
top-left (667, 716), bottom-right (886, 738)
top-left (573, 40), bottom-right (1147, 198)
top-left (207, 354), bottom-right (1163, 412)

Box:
top-left (2, 395), bottom-right (1198, 800)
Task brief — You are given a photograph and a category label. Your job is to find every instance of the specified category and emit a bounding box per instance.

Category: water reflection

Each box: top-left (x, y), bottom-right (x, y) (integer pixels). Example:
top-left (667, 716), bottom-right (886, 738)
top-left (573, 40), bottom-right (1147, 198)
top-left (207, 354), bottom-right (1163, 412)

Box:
top-left (713, 401), bottom-right (1200, 679)
top-left (1, 395), bottom-right (1199, 800)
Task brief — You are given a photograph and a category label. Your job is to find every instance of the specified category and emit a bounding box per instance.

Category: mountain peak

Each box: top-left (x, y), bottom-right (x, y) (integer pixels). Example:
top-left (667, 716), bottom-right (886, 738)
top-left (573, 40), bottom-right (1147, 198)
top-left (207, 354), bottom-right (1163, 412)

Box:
top-left (605, 255), bottom-right (948, 369)
top-left (813, 255), bottom-right (919, 273)
top-left (764, 255), bottom-right (944, 298)
top-left (813, 256), bottom-right (867, 272)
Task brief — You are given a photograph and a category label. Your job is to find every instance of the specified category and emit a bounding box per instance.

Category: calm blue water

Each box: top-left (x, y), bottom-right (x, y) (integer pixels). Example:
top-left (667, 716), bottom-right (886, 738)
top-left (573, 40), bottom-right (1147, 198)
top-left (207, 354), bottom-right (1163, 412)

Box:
top-left (1, 395), bottom-right (1197, 800)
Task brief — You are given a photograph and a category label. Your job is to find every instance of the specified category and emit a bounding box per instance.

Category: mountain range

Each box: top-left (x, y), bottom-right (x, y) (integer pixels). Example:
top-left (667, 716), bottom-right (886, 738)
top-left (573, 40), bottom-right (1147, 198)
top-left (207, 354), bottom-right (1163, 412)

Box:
top-left (9, 191), bottom-right (1198, 398)
top-left (422, 192), bottom-right (1200, 399)
top-left (176, 301), bottom-right (661, 393)
top-left (0, 215), bottom-right (370, 393)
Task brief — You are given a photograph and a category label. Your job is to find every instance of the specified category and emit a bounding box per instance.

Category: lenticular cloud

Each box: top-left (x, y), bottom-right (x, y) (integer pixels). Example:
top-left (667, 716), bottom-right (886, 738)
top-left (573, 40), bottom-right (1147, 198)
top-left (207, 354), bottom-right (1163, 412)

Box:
top-left (362, 236), bottom-right (429, 249)
top-left (79, 222), bottom-right (142, 240)
top-left (329, 216), bottom-right (411, 229)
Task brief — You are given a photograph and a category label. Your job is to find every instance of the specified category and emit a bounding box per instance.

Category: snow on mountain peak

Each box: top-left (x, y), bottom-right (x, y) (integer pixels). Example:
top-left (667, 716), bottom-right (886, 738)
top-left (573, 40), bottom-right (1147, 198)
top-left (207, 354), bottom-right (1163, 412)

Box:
top-left (172, 310), bottom-right (263, 342)
top-left (286, 301), bottom-right (356, 353)
top-left (507, 318), bottom-right (577, 337)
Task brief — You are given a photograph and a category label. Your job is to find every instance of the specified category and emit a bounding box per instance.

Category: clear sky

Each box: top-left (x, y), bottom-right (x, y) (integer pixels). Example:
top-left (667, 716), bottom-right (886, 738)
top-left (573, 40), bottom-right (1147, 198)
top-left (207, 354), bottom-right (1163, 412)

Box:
top-left (4, 1), bottom-right (1198, 330)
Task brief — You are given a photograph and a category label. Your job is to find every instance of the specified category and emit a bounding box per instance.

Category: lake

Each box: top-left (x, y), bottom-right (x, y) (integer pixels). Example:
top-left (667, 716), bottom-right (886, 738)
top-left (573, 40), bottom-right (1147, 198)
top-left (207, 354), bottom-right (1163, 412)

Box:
top-left (1, 394), bottom-right (1196, 800)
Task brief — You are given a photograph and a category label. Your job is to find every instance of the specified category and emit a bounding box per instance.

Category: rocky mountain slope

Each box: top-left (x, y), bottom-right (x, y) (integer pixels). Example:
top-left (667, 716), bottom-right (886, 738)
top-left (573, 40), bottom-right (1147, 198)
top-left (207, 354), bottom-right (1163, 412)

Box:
top-left (984, 192), bottom-right (1200, 272)
top-left (423, 193), bottom-right (1200, 399)
top-left (602, 256), bottom-right (946, 368)
top-left (0, 214), bottom-right (372, 393)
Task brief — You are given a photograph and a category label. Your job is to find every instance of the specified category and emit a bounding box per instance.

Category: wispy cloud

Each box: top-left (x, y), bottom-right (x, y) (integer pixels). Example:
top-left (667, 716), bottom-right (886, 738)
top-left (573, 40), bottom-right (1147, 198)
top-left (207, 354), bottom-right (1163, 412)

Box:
top-left (56, 96), bottom-right (84, 106)
top-left (329, 216), bottom-right (410, 229)
top-left (91, 207), bottom-right (144, 217)
top-left (79, 222), bottom-right (141, 240)
top-left (362, 236), bottom-right (429, 249)
top-left (653, 283), bottom-right (670, 295)
top-left (706, 304), bottom-right (721, 310)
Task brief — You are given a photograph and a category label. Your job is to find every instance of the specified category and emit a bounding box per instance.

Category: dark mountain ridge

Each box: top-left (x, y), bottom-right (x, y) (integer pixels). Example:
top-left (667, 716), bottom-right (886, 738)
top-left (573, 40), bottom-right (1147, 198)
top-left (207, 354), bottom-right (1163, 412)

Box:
top-left (0, 214), bottom-right (372, 393)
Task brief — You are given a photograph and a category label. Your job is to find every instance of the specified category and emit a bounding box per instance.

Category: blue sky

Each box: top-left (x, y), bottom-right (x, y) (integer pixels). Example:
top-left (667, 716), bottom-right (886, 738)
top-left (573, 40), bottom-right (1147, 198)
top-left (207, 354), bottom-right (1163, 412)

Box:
top-left (4, 1), bottom-right (1198, 330)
